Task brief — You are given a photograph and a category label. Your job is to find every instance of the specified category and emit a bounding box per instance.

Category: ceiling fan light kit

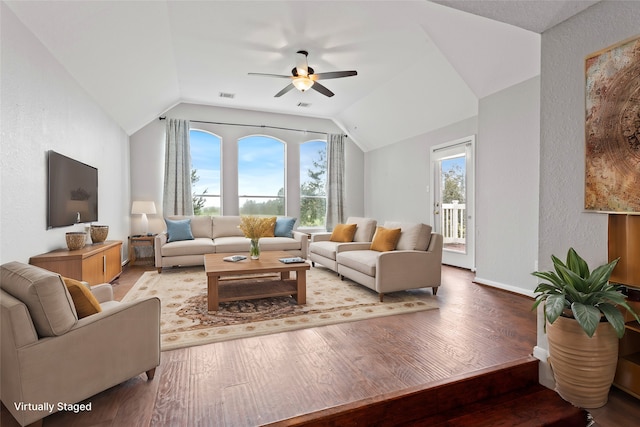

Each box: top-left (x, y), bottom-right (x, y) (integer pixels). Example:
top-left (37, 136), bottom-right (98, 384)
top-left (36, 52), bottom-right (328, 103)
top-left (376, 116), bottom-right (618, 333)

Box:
top-left (292, 76), bottom-right (314, 92)
top-left (249, 50), bottom-right (357, 98)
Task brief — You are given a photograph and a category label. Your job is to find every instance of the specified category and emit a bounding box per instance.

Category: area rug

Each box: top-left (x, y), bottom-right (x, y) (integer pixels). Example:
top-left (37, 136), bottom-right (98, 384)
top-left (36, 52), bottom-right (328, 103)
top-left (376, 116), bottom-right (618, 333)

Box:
top-left (121, 265), bottom-right (438, 351)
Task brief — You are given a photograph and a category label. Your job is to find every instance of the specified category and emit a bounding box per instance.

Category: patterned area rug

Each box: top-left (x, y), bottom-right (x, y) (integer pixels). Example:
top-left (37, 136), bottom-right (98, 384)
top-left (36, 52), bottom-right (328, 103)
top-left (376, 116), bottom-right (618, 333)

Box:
top-left (121, 265), bottom-right (439, 350)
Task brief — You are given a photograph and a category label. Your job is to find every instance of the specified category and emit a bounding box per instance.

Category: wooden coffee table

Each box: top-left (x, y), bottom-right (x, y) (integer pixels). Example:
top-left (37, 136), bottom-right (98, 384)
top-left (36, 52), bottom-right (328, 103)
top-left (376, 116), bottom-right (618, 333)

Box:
top-left (204, 251), bottom-right (310, 311)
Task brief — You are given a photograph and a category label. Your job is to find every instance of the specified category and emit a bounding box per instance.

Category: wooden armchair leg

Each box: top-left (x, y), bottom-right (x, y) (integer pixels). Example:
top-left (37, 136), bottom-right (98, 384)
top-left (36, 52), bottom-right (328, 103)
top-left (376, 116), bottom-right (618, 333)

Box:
top-left (432, 287), bottom-right (438, 296)
top-left (146, 367), bottom-right (157, 380)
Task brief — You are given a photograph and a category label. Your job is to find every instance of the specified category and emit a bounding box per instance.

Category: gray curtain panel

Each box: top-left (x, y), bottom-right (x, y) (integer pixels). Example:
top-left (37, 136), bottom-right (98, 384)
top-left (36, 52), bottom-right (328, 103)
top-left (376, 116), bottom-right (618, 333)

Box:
top-left (326, 133), bottom-right (345, 230)
top-left (163, 118), bottom-right (194, 216)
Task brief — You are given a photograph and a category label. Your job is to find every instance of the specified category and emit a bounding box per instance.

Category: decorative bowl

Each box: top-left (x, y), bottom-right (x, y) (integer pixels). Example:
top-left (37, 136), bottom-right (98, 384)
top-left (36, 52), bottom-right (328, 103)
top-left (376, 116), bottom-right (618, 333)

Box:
top-left (90, 225), bottom-right (109, 243)
top-left (66, 232), bottom-right (87, 251)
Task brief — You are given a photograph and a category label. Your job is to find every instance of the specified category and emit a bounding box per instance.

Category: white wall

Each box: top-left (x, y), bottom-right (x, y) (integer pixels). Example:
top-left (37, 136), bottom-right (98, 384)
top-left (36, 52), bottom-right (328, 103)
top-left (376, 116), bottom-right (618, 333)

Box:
top-left (536, 0), bottom-right (640, 387)
top-left (129, 103), bottom-right (365, 234)
top-left (364, 117), bottom-right (478, 224)
top-left (0, 4), bottom-right (130, 265)
top-left (366, 77), bottom-right (540, 296)
top-left (475, 76), bottom-right (540, 295)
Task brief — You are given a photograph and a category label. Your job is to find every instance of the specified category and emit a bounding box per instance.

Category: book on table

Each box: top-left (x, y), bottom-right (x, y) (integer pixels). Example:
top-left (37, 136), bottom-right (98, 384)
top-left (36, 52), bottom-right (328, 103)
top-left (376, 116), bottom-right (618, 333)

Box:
top-left (223, 255), bottom-right (247, 262)
top-left (279, 257), bottom-right (306, 264)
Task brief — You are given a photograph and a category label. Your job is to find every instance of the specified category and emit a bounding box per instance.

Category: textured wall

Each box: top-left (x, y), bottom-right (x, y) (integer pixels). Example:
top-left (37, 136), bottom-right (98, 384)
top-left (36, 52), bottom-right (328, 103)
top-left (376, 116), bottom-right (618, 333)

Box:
top-left (0, 4), bottom-right (130, 264)
top-left (539, 1), bottom-right (640, 270)
top-left (536, 0), bottom-right (640, 386)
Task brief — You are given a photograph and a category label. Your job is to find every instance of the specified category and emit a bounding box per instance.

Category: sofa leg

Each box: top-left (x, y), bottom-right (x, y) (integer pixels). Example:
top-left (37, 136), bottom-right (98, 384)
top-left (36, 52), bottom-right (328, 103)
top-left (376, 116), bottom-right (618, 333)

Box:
top-left (340, 275), bottom-right (344, 281)
top-left (157, 267), bottom-right (162, 273)
top-left (432, 287), bottom-right (438, 296)
top-left (379, 293), bottom-right (384, 302)
top-left (146, 367), bottom-right (156, 380)
top-left (311, 261), bottom-right (315, 267)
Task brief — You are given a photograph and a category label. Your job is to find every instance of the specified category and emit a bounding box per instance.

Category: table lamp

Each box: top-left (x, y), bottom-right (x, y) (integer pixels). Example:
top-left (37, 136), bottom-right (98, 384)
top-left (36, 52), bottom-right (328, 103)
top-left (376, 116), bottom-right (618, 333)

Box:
top-left (131, 201), bottom-right (156, 235)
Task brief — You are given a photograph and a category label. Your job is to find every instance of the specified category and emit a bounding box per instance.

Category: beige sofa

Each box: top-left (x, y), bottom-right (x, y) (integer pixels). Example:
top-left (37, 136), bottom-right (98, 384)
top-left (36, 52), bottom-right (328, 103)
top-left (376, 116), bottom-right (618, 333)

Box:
top-left (154, 215), bottom-right (308, 272)
top-left (0, 262), bottom-right (160, 427)
top-left (308, 217), bottom-right (378, 273)
top-left (335, 222), bottom-right (443, 301)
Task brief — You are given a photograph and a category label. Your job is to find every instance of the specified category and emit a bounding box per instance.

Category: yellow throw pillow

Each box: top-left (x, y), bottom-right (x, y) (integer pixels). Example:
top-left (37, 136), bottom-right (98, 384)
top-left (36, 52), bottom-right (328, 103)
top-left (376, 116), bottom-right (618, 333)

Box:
top-left (370, 227), bottom-right (402, 252)
top-left (263, 216), bottom-right (277, 237)
top-left (63, 277), bottom-right (102, 319)
top-left (330, 223), bottom-right (357, 242)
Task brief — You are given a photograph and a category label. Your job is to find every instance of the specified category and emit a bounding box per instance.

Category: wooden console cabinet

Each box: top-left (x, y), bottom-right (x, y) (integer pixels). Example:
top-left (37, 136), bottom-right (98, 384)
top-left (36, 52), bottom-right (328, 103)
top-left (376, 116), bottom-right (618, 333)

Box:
top-left (30, 240), bottom-right (122, 286)
top-left (609, 214), bottom-right (640, 399)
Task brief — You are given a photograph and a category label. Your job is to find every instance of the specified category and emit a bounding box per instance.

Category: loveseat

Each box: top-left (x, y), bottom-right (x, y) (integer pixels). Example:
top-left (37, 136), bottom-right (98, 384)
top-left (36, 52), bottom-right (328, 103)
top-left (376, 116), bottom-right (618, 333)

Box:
top-left (154, 215), bottom-right (308, 272)
top-left (336, 221), bottom-right (443, 301)
top-left (0, 262), bottom-right (160, 427)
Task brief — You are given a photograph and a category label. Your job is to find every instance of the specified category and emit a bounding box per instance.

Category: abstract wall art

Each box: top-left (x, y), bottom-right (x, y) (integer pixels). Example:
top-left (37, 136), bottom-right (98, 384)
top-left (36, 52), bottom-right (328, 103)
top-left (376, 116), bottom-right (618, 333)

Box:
top-left (585, 35), bottom-right (640, 213)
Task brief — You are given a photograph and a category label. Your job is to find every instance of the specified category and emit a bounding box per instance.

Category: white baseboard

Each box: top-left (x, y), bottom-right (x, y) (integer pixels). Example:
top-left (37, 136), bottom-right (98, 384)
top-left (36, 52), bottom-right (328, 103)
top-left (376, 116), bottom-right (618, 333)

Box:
top-left (473, 277), bottom-right (535, 298)
top-left (533, 345), bottom-right (549, 362)
top-left (534, 347), bottom-right (556, 390)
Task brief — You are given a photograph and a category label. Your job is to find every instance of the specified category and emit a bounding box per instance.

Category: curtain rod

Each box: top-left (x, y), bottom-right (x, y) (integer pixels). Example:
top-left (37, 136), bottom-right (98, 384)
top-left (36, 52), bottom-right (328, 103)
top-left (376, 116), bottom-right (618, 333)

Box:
top-left (159, 116), bottom-right (346, 137)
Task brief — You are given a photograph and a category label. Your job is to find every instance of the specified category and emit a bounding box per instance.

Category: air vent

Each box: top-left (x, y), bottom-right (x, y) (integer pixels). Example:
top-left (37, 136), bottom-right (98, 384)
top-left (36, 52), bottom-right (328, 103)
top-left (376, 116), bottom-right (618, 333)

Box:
top-left (219, 92), bottom-right (235, 99)
top-left (297, 102), bottom-right (311, 108)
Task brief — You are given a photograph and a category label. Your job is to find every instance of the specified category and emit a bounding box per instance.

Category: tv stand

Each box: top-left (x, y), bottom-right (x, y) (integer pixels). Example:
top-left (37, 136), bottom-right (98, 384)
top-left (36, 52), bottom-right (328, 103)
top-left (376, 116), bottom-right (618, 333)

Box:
top-left (30, 240), bottom-right (122, 286)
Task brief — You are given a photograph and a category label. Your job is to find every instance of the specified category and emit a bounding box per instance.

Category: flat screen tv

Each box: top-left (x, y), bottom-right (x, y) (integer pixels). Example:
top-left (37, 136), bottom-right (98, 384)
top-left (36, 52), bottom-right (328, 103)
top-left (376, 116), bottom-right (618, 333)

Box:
top-left (47, 150), bottom-right (98, 229)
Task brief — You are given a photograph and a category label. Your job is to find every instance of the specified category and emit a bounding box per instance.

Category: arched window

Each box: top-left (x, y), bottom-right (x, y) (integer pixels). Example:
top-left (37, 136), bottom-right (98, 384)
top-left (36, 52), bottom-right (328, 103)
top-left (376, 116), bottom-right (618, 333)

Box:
top-left (190, 129), bottom-right (221, 215)
top-left (300, 140), bottom-right (327, 227)
top-left (238, 135), bottom-right (285, 215)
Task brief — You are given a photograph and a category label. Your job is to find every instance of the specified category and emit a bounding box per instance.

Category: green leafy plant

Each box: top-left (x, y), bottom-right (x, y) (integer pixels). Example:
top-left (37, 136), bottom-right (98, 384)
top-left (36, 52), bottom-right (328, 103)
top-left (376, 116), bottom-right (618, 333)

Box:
top-left (532, 248), bottom-right (639, 338)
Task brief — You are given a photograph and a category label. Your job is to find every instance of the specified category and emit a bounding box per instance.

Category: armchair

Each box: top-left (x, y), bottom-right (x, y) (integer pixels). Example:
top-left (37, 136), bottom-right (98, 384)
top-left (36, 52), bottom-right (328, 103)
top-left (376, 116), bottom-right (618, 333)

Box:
top-left (1, 262), bottom-right (160, 427)
top-left (308, 217), bottom-right (377, 273)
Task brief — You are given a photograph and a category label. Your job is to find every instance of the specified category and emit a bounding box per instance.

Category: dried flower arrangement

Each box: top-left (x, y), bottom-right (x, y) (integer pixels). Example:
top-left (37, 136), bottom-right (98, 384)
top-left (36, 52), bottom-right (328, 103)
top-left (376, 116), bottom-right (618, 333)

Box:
top-left (238, 216), bottom-right (275, 240)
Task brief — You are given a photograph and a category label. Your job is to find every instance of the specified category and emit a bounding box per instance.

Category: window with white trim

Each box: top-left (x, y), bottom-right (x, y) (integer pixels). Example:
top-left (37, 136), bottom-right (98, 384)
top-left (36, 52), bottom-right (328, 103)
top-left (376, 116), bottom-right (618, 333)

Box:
top-left (190, 129), bottom-right (221, 215)
top-left (238, 135), bottom-right (285, 215)
top-left (299, 140), bottom-right (327, 227)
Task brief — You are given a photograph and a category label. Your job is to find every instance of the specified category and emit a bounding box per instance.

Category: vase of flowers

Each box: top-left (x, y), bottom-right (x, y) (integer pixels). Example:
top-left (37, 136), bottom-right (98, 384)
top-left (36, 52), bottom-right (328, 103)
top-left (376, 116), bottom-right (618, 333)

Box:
top-left (239, 216), bottom-right (275, 260)
top-left (250, 238), bottom-right (261, 259)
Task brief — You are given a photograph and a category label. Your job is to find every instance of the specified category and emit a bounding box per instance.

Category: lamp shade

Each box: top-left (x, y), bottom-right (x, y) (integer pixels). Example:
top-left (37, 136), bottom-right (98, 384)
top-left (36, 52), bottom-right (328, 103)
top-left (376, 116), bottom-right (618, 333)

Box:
top-left (131, 201), bottom-right (157, 215)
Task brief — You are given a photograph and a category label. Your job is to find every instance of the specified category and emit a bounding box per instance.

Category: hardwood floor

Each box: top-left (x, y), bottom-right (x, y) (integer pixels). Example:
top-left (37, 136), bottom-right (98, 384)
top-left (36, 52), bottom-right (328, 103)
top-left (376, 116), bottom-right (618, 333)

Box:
top-left (2, 263), bottom-right (639, 426)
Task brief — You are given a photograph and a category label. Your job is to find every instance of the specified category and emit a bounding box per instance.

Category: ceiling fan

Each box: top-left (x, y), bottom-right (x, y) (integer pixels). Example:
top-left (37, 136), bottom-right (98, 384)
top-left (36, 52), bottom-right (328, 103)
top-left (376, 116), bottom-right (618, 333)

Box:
top-left (248, 50), bottom-right (357, 98)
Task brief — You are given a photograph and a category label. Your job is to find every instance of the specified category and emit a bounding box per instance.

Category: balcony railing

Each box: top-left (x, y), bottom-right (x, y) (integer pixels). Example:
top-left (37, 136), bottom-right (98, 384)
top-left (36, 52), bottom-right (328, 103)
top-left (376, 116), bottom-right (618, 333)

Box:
top-left (441, 202), bottom-right (466, 252)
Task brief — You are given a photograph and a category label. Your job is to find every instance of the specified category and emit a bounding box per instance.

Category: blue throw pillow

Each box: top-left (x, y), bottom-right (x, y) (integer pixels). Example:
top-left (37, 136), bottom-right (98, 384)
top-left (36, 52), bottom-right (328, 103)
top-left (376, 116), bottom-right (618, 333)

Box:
top-left (165, 218), bottom-right (194, 242)
top-left (274, 217), bottom-right (296, 238)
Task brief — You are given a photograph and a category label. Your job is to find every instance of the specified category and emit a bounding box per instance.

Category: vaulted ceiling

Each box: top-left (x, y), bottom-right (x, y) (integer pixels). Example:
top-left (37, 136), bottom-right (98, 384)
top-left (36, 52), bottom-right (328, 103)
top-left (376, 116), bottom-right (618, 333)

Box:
top-left (5, 1), bottom-right (599, 151)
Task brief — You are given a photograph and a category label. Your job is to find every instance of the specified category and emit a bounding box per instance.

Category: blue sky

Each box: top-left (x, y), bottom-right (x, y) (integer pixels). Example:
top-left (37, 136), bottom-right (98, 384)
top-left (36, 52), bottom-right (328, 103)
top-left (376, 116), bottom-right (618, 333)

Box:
top-left (238, 136), bottom-right (284, 196)
top-left (441, 154), bottom-right (465, 175)
top-left (190, 131), bottom-right (326, 204)
top-left (190, 130), bottom-right (221, 198)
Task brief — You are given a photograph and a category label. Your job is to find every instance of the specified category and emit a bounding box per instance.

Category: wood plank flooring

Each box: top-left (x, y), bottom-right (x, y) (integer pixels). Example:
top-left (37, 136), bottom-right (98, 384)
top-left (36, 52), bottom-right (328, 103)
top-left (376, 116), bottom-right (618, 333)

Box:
top-left (2, 263), bottom-right (639, 426)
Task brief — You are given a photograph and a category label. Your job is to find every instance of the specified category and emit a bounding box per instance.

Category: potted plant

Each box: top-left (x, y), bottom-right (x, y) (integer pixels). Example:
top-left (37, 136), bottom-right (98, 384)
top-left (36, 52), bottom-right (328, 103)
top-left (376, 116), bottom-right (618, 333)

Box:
top-left (532, 248), bottom-right (640, 409)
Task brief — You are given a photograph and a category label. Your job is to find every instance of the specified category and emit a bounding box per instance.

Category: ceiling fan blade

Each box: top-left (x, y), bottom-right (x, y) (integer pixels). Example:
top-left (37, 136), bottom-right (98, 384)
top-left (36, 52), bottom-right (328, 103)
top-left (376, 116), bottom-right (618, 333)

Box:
top-left (312, 70), bottom-right (358, 80)
top-left (295, 50), bottom-right (309, 77)
top-left (248, 72), bottom-right (292, 79)
top-left (274, 83), bottom-right (295, 97)
top-left (310, 82), bottom-right (334, 97)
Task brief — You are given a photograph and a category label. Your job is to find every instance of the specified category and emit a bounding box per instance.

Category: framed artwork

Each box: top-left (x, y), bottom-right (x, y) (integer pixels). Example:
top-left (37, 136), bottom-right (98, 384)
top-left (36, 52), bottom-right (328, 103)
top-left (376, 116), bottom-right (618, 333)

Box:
top-left (585, 35), bottom-right (640, 213)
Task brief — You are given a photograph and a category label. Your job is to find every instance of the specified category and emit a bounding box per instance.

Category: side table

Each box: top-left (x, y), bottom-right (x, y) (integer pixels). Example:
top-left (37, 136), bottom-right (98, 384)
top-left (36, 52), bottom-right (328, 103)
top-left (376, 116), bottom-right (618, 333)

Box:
top-left (129, 235), bottom-right (156, 266)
